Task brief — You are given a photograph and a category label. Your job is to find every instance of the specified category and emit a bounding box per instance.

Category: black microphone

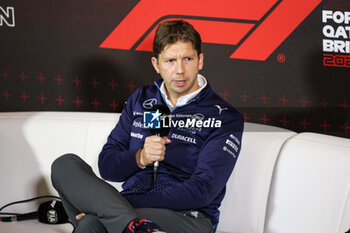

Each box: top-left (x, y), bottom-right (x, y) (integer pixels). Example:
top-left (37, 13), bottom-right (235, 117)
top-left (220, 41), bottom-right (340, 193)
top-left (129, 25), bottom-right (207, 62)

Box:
top-left (0, 211), bottom-right (38, 222)
top-left (150, 104), bottom-right (171, 137)
top-left (150, 104), bottom-right (170, 184)
top-left (0, 200), bottom-right (68, 224)
top-left (38, 200), bottom-right (68, 224)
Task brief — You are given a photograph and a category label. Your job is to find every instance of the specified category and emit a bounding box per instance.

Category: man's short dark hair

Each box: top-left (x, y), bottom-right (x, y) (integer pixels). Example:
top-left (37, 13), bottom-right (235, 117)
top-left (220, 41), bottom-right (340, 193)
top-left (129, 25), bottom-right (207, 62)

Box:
top-left (153, 20), bottom-right (202, 59)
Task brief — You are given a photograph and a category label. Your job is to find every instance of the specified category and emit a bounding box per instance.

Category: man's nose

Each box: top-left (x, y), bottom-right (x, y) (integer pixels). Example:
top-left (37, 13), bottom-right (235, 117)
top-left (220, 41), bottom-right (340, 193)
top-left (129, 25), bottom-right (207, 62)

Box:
top-left (175, 60), bottom-right (185, 74)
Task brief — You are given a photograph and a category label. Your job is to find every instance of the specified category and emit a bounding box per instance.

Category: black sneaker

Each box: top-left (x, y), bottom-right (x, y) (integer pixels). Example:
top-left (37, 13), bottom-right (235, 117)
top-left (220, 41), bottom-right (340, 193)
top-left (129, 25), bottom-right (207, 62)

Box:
top-left (125, 218), bottom-right (166, 233)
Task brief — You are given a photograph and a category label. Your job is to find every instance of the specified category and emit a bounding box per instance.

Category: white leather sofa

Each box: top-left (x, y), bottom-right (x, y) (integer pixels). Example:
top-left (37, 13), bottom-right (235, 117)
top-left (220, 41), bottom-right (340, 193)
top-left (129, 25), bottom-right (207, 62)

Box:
top-left (0, 111), bottom-right (350, 233)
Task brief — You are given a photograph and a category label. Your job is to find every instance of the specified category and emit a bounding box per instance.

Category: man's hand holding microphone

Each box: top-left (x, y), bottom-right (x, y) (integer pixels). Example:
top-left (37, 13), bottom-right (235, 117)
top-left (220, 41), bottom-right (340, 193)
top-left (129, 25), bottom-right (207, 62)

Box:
top-left (137, 136), bottom-right (171, 168)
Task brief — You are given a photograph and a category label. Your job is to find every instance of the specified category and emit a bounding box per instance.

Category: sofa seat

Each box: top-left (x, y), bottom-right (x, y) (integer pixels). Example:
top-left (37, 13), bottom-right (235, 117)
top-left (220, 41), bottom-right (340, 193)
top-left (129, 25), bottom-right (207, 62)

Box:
top-left (1, 112), bottom-right (350, 233)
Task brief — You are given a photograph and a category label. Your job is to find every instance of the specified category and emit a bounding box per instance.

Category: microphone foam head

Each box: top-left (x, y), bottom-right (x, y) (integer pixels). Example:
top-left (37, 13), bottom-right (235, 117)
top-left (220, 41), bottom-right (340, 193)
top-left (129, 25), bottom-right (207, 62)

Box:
top-left (150, 104), bottom-right (170, 137)
top-left (38, 200), bottom-right (68, 224)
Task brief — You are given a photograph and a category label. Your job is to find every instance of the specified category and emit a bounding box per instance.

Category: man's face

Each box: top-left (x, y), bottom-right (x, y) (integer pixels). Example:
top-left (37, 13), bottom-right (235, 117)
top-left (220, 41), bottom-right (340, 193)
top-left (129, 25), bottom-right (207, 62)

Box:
top-left (152, 41), bottom-right (204, 103)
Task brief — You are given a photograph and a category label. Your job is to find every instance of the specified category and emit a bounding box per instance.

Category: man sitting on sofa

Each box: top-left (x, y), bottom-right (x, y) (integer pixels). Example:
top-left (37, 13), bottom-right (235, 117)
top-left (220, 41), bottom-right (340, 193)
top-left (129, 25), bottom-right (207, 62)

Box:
top-left (51, 20), bottom-right (243, 233)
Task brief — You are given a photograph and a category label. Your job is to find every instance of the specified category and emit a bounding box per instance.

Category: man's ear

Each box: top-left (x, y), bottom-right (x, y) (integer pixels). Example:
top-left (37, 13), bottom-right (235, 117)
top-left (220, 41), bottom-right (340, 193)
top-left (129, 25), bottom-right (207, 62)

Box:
top-left (151, 57), bottom-right (160, 73)
top-left (198, 53), bottom-right (204, 71)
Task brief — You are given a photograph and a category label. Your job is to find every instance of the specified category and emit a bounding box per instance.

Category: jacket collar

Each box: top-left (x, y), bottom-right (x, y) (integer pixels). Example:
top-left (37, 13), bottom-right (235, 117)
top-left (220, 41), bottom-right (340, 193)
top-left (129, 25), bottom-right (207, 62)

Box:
top-left (154, 74), bottom-right (211, 109)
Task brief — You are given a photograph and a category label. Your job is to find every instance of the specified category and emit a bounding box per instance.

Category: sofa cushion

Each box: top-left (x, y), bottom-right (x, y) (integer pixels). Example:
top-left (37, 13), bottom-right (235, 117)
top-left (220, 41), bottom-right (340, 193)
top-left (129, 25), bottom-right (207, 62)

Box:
top-left (265, 132), bottom-right (350, 233)
top-left (0, 112), bottom-right (120, 215)
top-left (0, 220), bottom-right (73, 233)
top-left (217, 123), bottom-right (296, 233)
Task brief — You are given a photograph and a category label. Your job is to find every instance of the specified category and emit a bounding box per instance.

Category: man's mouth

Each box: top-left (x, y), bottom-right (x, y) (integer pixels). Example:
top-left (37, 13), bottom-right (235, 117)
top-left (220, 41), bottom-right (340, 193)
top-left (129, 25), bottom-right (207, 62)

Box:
top-left (174, 80), bottom-right (186, 87)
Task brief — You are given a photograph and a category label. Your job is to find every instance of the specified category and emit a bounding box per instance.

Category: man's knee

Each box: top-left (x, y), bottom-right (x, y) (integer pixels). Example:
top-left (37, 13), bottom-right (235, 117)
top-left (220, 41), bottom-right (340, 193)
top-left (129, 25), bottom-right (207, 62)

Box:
top-left (51, 153), bottom-right (80, 186)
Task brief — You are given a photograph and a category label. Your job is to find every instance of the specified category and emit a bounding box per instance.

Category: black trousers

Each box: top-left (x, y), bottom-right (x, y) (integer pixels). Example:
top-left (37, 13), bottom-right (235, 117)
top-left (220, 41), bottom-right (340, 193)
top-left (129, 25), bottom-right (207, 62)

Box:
top-left (51, 154), bottom-right (213, 233)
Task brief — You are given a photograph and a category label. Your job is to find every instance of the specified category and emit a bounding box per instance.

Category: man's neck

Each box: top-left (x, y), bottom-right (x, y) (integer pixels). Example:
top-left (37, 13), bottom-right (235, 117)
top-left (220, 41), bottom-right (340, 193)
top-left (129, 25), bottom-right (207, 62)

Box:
top-left (168, 95), bottom-right (178, 107)
top-left (167, 87), bottom-right (198, 107)
top-left (159, 74), bottom-right (207, 110)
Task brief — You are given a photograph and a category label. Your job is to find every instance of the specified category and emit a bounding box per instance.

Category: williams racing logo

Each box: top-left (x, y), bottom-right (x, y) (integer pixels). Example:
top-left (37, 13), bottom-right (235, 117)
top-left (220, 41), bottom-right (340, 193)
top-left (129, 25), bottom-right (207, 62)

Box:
top-left (100, 0), bottom-right (321, 61)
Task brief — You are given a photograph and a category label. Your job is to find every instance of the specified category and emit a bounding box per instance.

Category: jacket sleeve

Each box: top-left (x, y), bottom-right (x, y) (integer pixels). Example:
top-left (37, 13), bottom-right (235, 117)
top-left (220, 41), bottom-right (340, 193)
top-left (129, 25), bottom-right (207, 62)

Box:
top-left (126, 113), bottom-right (244, 210)
top-left (98, 90), bottom-right (142, 182)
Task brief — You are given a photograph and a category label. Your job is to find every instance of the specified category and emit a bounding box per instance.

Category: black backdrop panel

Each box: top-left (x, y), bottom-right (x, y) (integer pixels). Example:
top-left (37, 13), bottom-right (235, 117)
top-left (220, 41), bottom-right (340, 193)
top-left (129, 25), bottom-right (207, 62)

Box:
top-left (0, 0), bottom-right (349, 138)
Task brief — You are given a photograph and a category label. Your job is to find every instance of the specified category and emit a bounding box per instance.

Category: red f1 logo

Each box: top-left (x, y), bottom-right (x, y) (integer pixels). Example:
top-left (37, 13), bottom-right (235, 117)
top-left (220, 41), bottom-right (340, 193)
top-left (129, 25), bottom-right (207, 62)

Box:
top-left (100, 0), bottom-right (321, 61)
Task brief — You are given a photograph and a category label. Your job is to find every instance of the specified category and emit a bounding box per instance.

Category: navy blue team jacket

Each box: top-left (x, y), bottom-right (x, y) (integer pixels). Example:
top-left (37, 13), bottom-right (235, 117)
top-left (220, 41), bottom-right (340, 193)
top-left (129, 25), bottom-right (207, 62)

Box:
top-left (98, 79), bottom-right (244, 227)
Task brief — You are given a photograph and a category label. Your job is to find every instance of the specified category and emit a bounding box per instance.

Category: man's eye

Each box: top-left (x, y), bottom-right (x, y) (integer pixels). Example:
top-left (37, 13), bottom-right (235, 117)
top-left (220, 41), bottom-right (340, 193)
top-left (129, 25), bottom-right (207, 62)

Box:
top-left (167, 59), bottom-right (175, 63)
top-left (184, 57), bottom-right (193, 62)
